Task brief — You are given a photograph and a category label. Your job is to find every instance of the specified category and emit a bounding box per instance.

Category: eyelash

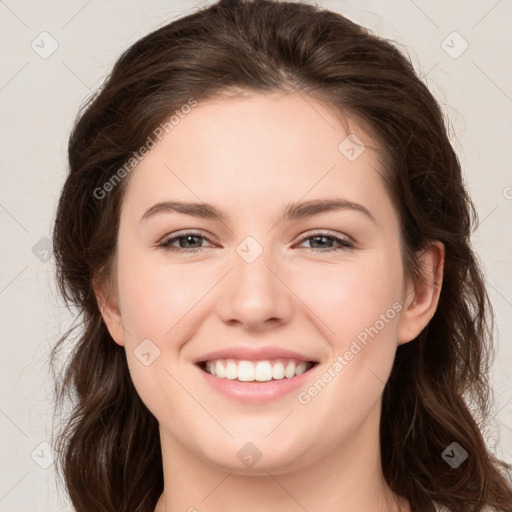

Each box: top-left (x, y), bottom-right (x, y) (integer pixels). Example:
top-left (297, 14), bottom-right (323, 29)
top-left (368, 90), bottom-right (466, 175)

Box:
top-left (158, 230), bottom-right (354, 253)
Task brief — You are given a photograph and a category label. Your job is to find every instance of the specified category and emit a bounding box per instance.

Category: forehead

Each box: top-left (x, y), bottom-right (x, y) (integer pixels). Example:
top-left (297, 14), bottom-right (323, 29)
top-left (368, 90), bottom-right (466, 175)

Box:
top-left (122, 92), bottom-right (395, 226)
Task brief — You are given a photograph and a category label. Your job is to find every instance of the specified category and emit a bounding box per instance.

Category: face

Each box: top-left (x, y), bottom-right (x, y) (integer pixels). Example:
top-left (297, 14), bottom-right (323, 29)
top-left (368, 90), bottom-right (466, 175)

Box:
top-left (98, 92), bottom-right (432, 475)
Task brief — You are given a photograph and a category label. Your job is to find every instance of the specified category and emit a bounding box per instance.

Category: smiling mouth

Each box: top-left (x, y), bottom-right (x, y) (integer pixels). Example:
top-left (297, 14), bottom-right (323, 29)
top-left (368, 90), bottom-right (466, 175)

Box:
top-left (197, 358), bottom-right (319, 382)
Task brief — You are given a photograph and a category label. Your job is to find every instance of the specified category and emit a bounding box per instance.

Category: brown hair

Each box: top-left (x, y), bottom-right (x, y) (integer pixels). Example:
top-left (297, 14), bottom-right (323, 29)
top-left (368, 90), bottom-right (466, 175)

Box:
top-left (51, 0), bottom-right (512, 511)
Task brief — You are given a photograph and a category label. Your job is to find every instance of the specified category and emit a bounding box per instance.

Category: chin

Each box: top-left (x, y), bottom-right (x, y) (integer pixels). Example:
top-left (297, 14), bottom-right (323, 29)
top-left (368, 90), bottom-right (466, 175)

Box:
top-left (196, 436), bottom-right (312, 475)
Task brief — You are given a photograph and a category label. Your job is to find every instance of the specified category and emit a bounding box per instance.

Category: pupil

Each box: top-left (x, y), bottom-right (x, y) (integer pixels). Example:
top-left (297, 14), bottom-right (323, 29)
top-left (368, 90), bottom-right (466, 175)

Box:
top-left (182, 235), bottom-right (199, 248)
top-left (312, 236), bottom-right (329, 248)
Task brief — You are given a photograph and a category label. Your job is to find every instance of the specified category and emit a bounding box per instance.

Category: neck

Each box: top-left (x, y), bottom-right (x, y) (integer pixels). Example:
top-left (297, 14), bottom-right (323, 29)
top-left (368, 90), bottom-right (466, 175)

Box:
top-left (155, 404), bottom-right (409, 512)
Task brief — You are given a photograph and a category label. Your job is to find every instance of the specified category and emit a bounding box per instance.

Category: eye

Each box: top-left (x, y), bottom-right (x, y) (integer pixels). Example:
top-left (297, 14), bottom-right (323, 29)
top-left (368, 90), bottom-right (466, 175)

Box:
top-left (158, 230), bottom-right (354, 253)
top-left (295, 232), bottom-right (354, 252)
top-left (158, 230), bottom-right (213, 252)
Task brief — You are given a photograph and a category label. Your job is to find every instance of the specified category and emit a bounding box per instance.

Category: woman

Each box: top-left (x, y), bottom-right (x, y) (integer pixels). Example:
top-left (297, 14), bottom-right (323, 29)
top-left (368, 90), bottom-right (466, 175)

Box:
top-left (51, 0), bottom-right (512, 511)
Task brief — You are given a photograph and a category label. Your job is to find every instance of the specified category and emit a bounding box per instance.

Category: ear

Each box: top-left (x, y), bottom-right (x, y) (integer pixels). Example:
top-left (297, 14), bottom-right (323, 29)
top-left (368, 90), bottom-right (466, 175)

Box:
top-left (397, 241), bottom-right (445, 345)
top-left (92, 272), bottom-right (126, 347)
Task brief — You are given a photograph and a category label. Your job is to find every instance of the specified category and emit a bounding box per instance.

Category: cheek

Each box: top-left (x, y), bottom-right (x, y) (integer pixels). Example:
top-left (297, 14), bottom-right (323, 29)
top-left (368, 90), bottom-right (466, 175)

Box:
top-left (290, 252), bottom-right (404, 435)
top-left (292, 249), bottom-right (405, 348)
top-left (116, 252), bottom-right (205, 343)
top-left (115, 253), bottom-right (197, 418)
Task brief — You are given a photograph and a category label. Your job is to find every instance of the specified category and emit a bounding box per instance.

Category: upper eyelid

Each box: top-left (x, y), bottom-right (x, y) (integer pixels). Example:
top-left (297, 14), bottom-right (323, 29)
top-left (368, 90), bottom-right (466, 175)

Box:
top-left (160, 229), bottom-right (214, 244)
top-left (159, 229), bottom-right (353, 247)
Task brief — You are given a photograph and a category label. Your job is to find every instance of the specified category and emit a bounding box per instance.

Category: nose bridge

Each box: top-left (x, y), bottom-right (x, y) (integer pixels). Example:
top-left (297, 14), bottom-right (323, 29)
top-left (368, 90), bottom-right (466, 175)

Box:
top-left (215, 234), bottom-right (293, 329)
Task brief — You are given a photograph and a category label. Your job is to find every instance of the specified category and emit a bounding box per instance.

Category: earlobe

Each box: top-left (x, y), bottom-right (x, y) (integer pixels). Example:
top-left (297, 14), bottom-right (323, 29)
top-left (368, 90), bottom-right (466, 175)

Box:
top-left (92, 273), bottom-right (126, 347)
top-left (397, 241), bottom-right (445, 345)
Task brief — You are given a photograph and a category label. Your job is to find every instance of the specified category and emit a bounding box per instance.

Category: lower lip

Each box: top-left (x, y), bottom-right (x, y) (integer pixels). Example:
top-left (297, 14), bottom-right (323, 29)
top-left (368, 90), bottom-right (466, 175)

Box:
top-left (194, 363), bottom-right (319, 404)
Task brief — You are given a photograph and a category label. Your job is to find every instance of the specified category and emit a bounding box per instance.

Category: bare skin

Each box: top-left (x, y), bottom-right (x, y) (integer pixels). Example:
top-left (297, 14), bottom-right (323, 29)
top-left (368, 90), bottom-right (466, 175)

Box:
top-left (95, 92), bottom-right (443, 512)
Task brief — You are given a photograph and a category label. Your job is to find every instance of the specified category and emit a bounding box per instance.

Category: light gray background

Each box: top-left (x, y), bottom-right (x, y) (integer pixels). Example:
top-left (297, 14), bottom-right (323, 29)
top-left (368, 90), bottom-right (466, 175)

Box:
top-left (0, 0), bottom-right (511, 510)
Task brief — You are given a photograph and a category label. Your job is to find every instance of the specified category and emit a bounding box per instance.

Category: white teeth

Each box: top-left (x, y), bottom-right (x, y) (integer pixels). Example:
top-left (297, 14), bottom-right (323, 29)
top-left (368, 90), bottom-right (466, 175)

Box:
top-left (225, 359), bottom-right (238, 380)
top-left (272, 361), bottom-right (285, 380)
top-left (238, 361), bottom-right (255, 381)
top-left (255, 361), bottom-right (272, 381)
top-left (203, 358), bottom-right (313, 382)
top-left (295, 362), bottom-right (308, 375)
top-left (284, 361), bottom-right (296, 378)
top-left (215, 361), bottom-right (226, 378)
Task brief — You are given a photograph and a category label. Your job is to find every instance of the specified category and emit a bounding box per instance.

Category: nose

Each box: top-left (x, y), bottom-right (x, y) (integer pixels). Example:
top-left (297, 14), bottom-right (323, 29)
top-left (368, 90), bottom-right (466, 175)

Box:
top-left (216, 243), bottom-right (294, 332)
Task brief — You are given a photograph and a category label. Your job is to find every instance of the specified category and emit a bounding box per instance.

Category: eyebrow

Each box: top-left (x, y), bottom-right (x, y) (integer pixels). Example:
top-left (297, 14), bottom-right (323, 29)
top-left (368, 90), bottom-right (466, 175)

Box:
top-left (140, 198), bottom-right (376, 224)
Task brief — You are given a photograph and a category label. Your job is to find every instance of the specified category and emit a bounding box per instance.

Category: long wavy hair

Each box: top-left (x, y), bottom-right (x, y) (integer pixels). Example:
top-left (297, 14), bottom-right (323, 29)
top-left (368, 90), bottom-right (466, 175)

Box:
top-left (51, 0), bottom-right (512, 510)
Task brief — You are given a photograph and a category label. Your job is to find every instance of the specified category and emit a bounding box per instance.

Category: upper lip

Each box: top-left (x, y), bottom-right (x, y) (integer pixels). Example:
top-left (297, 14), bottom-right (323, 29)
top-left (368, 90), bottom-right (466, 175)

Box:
top-left (194, 346), bottom-right (318, 364)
